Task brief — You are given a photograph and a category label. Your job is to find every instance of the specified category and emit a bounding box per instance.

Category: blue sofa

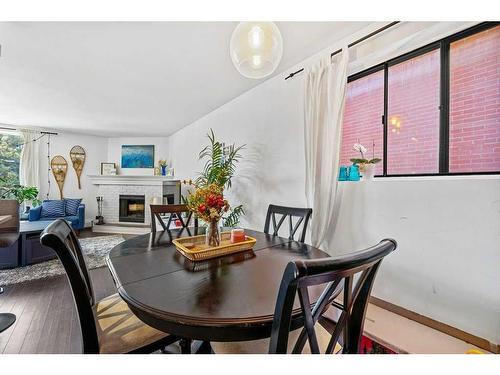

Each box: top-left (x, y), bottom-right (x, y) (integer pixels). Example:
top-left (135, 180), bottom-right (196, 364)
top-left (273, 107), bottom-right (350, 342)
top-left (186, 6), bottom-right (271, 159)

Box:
top-left (29, 200), bottom-right (85, 231)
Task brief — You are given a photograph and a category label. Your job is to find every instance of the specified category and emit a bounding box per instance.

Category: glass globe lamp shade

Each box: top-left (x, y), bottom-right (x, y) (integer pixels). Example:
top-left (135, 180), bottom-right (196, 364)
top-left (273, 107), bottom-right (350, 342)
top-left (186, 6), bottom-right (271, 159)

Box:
top-left (230, 22), bottom-right (283, 79)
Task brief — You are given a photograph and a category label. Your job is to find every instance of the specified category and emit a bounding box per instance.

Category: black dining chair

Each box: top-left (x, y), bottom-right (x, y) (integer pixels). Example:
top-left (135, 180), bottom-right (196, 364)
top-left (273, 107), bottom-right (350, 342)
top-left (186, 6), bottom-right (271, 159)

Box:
top-left (40, 219), bottom-right (180, 353)
top-left (263, 204), bottom-right (313, 243)
top-left (150, 204), bottom-right (198, 235)
top-left (212, 238), bottom-right (397, 354)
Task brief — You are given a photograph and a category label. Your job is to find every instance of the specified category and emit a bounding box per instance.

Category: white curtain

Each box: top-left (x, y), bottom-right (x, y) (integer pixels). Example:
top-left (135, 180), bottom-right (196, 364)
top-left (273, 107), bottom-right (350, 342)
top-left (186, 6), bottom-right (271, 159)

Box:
top-left (304, 48), bottom-right (349, 251)
top-left (19, 129), bottom-right (40, 189)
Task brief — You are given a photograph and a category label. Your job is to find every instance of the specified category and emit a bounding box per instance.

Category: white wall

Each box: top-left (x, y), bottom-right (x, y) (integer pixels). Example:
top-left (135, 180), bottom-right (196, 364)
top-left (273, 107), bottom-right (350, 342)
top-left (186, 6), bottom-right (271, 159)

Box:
top-left (168, 31), bottom-right (500, 343)
top-left (37, 131), bottom-right (108, 225)
top-left (169, 74), bottom-right (307, 230)
top-left (333, 178), bottom-right (500, 344)
top-left (107, 137), bottom-right (169, 176)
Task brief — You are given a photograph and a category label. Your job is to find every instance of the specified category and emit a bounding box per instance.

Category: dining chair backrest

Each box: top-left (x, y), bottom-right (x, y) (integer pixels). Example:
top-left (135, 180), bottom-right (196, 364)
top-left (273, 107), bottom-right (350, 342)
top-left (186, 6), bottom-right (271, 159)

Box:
top-left (268, 238), bottom-right (397, 354)
top-left (150, 204), bottom-right (198, 234)
top-left (40, 219), bottom-right (99, 353)
top-left (263, 204), bottom-right (313, 243)
top-left (0, 199), bottom-right (20, 247)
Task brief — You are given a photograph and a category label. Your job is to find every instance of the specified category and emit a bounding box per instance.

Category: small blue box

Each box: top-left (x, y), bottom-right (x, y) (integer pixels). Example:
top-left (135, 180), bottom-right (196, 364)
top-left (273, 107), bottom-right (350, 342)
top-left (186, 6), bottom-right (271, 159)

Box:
top-left (338, 166), bottom-right (348, 181)
top-left (348, 165), bottom-right (360, 181)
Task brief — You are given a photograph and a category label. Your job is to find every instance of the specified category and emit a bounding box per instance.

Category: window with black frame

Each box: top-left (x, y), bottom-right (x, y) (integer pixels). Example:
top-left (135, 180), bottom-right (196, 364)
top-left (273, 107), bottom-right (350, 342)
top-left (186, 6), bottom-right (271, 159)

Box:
top-left (340, 22), bottom-right (500, 176)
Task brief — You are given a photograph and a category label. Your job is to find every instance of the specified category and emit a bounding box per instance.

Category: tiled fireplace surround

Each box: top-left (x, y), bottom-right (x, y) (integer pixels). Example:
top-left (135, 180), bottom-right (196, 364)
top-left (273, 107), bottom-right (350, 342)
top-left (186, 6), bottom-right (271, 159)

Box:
top-left (89, 175), bottom-right (181, 225)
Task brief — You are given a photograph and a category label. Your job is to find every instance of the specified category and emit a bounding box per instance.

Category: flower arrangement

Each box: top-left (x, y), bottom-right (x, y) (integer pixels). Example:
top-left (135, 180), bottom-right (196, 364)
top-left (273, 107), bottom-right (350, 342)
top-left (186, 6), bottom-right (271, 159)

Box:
top-left (185, 183), bottom-right (229, 223)
top-left (185, 183), bottom-right (230, 246)
top-left (158, 159), bottom-right (168, 176)
top-left (183, 130), bottom-right (245, 247)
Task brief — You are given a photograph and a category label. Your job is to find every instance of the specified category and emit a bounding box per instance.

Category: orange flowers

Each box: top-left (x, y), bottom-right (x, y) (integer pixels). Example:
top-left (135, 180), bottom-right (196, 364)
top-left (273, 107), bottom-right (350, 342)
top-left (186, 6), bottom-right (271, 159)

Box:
top-left (186, 183), bottom-right (230, 223)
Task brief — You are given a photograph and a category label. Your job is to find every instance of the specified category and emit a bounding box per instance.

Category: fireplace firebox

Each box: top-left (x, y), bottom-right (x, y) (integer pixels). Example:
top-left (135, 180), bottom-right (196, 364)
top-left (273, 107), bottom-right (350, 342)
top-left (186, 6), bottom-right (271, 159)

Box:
top-left (119, 195), bottom-right (145, 223)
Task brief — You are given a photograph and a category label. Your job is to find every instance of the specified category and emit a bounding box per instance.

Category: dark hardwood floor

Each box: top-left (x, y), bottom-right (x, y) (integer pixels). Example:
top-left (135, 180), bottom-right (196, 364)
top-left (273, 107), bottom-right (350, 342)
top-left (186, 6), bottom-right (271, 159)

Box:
top-left (0, 230), bottom-right (132, 354)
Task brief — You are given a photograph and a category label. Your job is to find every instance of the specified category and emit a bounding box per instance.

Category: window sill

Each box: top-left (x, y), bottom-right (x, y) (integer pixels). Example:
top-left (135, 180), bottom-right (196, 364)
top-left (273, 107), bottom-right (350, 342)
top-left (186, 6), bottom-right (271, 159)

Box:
top-left (371, 174), bottom-right (500, 181)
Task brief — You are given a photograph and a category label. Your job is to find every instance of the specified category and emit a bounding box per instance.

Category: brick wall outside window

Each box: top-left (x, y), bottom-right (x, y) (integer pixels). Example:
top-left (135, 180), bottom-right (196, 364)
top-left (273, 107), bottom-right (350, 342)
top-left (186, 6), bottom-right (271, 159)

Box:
top-left (387, 49), bottom-right (441, 174)
top-left (339, 25), bottom-right (500, 175)
top-left (449, 26), bottom-right (500, 172)
top-left (340, 71), bottom-right (384, 175)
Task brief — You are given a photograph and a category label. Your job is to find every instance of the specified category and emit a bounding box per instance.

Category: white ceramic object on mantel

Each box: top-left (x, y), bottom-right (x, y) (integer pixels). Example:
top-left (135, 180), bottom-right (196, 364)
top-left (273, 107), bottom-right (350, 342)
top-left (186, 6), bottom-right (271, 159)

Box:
top-left (362, 164), bottom-right (376, 181)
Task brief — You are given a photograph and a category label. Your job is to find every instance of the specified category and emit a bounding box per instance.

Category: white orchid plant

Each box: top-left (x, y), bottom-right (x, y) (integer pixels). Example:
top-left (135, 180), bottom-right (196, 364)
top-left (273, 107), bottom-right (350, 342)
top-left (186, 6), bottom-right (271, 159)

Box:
top-left (350, 142), bottom-right (381, 165)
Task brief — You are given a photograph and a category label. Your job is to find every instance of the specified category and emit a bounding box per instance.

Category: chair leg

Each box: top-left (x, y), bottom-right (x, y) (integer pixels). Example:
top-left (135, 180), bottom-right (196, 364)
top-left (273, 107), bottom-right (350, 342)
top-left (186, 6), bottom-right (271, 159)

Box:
top-left (179, 338), bottom-right (192, 354)
top-left (193, 340), bottom-right (213, 354)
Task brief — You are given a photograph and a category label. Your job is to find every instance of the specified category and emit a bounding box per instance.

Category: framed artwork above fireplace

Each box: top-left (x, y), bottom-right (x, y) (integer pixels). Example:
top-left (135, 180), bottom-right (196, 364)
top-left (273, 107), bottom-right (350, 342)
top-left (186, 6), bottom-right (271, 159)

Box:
top-left (121, 145), bottom-right (154, 168)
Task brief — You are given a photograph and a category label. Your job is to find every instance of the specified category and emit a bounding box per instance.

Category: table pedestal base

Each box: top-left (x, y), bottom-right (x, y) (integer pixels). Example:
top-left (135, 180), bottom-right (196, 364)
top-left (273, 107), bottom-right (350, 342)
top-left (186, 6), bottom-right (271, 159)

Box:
top-left (0, 313), bottom-right (16, 333)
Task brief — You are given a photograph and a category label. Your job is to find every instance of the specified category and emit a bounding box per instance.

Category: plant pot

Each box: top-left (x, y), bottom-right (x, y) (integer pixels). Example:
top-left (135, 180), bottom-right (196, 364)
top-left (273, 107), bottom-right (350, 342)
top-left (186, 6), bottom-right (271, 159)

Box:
top-left (362, 164), bottom-right (376, 180)
top-left (205, 219), bottom-right (221, 247)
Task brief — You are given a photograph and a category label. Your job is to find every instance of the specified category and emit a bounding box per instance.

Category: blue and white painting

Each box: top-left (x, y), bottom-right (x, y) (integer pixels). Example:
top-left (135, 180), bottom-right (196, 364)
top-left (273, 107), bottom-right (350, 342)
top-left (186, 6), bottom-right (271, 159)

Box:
top-left (121, 145), bottom-right (154, 168)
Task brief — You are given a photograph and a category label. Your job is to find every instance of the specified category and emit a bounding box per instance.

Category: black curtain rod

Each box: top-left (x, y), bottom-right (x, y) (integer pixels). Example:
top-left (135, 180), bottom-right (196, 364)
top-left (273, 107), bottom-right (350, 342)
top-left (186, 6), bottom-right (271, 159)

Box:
top-left (0, 126), bottom-right (58, 135)
top-left (284, 21), bottom-right (400, 80)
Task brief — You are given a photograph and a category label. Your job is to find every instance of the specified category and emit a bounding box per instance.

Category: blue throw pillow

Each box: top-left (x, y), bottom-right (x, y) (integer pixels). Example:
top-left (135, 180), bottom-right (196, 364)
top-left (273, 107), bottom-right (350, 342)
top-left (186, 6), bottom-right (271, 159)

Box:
top-left (40, 200), bottom-right (66, 218)
top-left (65, 198), bottom-right (82, 216)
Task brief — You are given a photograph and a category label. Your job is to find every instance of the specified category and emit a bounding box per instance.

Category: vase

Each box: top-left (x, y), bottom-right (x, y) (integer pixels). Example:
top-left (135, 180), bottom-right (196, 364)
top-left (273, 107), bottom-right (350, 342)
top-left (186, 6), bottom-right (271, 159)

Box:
top-left (161, 165), bottom-right (167, 176)
top-left (205, 219), bottom-right (221, 247)
top-left (362, 164), bottom-right (376, 180)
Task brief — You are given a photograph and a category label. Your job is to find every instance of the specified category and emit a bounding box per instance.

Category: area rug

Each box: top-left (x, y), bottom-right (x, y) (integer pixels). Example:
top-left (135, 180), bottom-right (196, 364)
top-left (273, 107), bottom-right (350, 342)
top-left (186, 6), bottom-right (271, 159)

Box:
top-left (0, 235), bottom-right (125, 286)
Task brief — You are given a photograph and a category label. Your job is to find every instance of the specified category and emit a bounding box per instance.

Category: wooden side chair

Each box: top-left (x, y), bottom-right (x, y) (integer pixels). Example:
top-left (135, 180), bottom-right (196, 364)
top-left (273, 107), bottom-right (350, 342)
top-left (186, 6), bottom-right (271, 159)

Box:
top-left (150, 204), bottom-right (198, 234)
top-left (212, 238), bottom-right (397, 354)
top-left (263, 204), bottom-right (313, 243)
top-left (40, 219), bottom-right (179, 353)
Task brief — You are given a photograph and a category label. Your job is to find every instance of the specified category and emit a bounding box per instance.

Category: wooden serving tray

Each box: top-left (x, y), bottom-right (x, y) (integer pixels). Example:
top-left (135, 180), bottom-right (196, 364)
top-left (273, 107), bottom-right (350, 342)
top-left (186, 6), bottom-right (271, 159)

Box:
top-left (172, 232), bottom-right (256, 261)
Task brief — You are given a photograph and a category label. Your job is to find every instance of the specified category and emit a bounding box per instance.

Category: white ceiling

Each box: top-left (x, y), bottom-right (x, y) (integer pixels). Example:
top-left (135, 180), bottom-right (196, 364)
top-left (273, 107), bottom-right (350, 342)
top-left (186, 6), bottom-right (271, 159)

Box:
top-left (0, 22), bottom-right (370, 137)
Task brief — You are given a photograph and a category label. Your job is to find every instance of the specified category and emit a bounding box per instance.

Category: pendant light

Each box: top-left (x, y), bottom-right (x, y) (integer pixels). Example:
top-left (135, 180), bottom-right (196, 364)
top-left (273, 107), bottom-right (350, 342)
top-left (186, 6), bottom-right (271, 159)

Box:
top-left (230, 22), bottom-right (283, 79)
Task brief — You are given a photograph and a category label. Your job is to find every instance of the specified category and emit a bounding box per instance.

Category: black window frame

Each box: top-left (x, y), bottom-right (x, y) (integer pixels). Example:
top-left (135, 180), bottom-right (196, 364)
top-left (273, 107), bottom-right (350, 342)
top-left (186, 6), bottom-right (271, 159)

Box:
top-left (345, 21), bottom-right (500, 177)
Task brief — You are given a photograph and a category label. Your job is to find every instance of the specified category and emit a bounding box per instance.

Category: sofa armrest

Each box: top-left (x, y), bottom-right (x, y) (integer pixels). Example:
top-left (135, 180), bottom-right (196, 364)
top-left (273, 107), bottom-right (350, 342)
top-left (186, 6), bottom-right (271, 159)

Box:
top-left (29, 205), bottom-right (42, 221)
top-left (77, 204), bottom-right (85, 229)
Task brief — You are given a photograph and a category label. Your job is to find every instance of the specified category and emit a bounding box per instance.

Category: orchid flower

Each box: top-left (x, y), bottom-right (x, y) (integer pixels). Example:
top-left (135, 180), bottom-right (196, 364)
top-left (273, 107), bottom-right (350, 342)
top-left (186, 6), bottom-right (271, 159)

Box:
top-left (353, 143), bottom-right (367, 159)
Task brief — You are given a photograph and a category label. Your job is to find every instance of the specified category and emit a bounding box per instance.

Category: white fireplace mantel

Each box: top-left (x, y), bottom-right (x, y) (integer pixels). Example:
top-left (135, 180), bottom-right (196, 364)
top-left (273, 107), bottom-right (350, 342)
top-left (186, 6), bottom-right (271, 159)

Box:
top-left (88, 175), bottom-right (181, 225)
top-left (88, 175), bottom-right (180, 187)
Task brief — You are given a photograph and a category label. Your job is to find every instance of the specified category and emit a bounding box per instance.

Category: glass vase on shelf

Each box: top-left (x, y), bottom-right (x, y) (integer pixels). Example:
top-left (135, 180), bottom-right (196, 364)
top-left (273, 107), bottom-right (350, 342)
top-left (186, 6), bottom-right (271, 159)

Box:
top-left (205, 219), bottom-right (221, 247)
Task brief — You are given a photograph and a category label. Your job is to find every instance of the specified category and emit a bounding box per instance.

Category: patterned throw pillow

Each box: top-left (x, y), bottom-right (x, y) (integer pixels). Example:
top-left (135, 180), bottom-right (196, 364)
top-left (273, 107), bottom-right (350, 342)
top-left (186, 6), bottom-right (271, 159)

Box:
top-left (40, 200), bottom-right (66, 218)
top-left (65, 198), bottom-right (82, 216)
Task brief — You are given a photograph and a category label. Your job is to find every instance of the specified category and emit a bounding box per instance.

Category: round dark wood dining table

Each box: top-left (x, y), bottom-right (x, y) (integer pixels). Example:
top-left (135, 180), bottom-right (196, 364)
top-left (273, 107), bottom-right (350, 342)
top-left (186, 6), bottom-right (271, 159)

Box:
top-left (106, 227), bottom-right (330, 345)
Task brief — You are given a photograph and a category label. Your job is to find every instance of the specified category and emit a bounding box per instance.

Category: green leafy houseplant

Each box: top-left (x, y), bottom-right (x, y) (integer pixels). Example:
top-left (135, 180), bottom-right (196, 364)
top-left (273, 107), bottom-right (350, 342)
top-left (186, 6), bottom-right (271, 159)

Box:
top-left (184, 129), bottom-right (245, 228)
top-left (0, 177), bottom-right (41, 206)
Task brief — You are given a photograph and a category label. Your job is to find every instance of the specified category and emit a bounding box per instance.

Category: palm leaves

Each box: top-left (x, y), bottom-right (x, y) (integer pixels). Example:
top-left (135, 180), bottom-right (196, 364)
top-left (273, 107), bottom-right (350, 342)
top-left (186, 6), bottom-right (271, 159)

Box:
top-left (222, 204), bottom-right (245, 228)
top-left (195, 129), bottom-right (246, 227)
top-left (196, 129), bottom-right (245, 189)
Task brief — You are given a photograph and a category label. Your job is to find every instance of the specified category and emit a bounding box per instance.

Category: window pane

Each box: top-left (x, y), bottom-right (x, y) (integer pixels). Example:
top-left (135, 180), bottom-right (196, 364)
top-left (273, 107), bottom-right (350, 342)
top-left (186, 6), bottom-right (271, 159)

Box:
top-left (340, 70), bottom-right (384, 175)
top-left (449, 26), bottom-right (500, 173)
top-left (0, 133), bottom-right (22, 189)
top-left (387, 49), bottom-right (441, 174)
